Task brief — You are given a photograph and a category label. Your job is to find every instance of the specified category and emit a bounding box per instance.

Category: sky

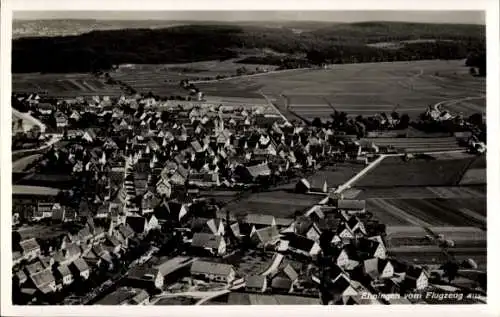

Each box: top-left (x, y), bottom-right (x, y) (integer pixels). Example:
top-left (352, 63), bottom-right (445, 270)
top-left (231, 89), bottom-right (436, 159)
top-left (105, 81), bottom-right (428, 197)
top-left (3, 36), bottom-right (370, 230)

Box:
top-left (13, 11), bottom-right (485, 24)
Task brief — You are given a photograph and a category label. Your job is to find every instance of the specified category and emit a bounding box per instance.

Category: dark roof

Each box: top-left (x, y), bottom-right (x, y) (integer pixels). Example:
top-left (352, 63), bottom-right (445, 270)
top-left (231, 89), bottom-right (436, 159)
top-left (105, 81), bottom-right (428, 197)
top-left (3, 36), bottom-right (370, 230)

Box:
top-left (72, 258), bottom-right (90, 272)
top-left (405, 266), bottom-right (428, 280)
top-left (337, 199), bottom-right (366, 210)
top-left (245, 275), bottom-right (266, 289)
top-left (253, 226), bottom-right (280, 245)
top-left (285, 234), bottom-right (316, 252)
top-left (190, 260), bottom-right (234, 276)
top-left (271, 276), bottom-right (292, 290)
top-left (330, 275), bottom-right (352, 294)
top-left (126, 216), bottom-right (147, 234)
top-left (191, 233), bottom-right (223, 249)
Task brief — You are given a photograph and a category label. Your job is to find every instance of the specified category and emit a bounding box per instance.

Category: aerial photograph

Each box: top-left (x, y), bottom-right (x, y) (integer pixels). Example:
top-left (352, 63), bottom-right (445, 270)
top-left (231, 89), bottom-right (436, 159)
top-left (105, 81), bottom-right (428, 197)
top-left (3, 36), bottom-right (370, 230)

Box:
top-left (9, 10), bottom-right (486, 306)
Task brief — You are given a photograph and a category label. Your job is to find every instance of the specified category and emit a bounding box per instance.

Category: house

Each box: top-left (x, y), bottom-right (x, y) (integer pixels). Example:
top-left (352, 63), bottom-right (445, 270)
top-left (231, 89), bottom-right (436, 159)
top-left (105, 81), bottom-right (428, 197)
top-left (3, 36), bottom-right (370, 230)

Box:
top-left (156, 178), bottom-right (172, 198)
top-left (236, 163), bottom-right (271, 182)
top-left (125, 216), bottom-right (150, 235)
top-left (188, 172), bottom-right (220, 188)
top-left (82, 129), bottom-right (97, 143)
top-left (155, 201), bottom-right (189, 222)
top-left (250, 225), bottom-right (281, 248)
top-left (327, 275), bottom-right (359, 305)
top-left (37, 103), bottom-right (54, 115)
top-left (191, 232), bottom-right (226, 256)
top-left (53, 243), bottom-right (82, 265)
top-left (20, 238), bottom-right (41, 261)
top-left (24, 260), bottom-right (47, 277)
top-left (336, 199), bottom-right (366, 214)
top-left (357, 238), bottom-right (387, 260)
top-left (30, 269), bottom-right (57, 294)
top-left (126, 266), bottom-right (164, 290)
top-left (283, 234), bottom-right (321, 258)
top-left (243, 214), bottom-right (276, 229)
top-left (270, 263), bottom-right (299, 294)
top-left (55, 112), bottom-right (69, 128)
top-left (245, 275), bottom-right (267, 293)
top-left (404, 266), bottom-right (429, 291)
top-left (190, 218), bottom-right (225, 236)
top-left (295, 178), bottom-right (328, 194)
top-left (363, 258), bottom-right (394, 280)
top-left (55, 264), bottom-right (73, 288)
top-left (96, 287), bottom-right (150, 305)
top-left (289, 217), bottom-right (322, 241)
top-left (37, 202), bottom-right (55, 219)
top-left (190, 260), bottom-right (236, 284)
top-left (51, 204), bottom-right (72, 223)
top-left (70, 258), bottom-right (90, 280)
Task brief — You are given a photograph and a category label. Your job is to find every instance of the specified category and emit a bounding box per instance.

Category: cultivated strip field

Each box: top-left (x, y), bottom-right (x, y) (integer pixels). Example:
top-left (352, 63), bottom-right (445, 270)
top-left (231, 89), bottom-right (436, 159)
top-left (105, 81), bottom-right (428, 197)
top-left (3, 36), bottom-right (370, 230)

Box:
top-left (356, 186), bottom-right (486, 199)
top-left (12, 73), bottom-right (123, 97)
top-left (111, 60), bottom-right (278, 96)
top-left (359, 137), bottom-right (463, 153)
top-left (355, 155), bottom-right (476, 187)
top-left (196, 60), bottom-right (485, 120)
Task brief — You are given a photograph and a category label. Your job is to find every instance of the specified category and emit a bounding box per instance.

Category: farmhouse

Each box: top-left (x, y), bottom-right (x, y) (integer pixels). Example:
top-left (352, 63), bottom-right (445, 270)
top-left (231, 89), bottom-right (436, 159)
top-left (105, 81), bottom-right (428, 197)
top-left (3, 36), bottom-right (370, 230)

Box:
top-left (190, 232), bottom-right (226, 256)
top-left (190, 260), bottom-right (236, 284)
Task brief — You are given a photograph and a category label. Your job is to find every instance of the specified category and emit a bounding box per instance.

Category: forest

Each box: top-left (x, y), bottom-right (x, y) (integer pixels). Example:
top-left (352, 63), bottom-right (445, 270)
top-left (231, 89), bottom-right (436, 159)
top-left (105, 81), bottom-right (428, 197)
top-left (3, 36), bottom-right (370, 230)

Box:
top-left (12, 22), bottom-right (485, 73)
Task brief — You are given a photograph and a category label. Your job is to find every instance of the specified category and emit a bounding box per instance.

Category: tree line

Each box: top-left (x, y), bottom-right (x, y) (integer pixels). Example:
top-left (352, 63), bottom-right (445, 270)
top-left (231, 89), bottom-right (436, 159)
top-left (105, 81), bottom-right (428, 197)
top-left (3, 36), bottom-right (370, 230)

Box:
top-left (12, 22), bottom-right (485, 73)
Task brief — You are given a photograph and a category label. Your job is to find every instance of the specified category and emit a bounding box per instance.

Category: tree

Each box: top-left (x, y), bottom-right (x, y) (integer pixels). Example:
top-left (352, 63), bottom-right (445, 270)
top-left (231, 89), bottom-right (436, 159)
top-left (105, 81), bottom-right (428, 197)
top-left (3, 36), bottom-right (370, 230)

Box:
top-left (441, 261), bottom-right (459, 283)
top-left (469, 67), bottom-right (477, 76)
top-left (468, 113), bottom-right (483, 126)
top-left (398, 114), bottom-right (410, 129)
top-left (312, 117), bottom-right (323, 128)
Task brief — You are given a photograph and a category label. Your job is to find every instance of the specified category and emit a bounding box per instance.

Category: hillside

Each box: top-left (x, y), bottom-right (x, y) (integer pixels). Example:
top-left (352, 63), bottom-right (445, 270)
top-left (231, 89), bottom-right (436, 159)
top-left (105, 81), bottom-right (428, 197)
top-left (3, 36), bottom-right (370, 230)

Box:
top-left (12, 22), bottom-right (485, 73)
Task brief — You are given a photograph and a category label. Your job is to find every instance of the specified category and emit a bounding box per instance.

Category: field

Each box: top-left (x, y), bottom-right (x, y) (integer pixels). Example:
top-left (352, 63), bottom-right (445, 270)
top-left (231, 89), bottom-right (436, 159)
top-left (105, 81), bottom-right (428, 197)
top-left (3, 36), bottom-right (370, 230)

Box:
top-left (12, 73), bottom-right (123, 97)
top-left (205, 292), bottom-right (321, 305)
top-left (459, 155), bottom-right (486, 185)
top-left (367, 198), bottom-right (485, 228)
top-left (304, 163), bottom-right (365, 189)
top-left (111, 59), bottom-right (278, 96)
top-left (360, 137), bottom-right (463, 153)
top-left (356, 185), bottom-right (486, 200)
top-left (355, 155), bottom-right (476, 187)
top-left (197, 59), bottom-right (485, 120)
top-left (221, 190), bottom-right (323, 219)
top-left (12, 185), bottom-right (60, 196)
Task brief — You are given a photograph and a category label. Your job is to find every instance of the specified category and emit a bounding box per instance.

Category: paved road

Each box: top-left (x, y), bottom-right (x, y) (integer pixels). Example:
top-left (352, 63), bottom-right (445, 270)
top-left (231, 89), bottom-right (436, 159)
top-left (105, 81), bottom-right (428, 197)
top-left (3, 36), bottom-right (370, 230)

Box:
top-left (260, 253), bottom-right (284, 276)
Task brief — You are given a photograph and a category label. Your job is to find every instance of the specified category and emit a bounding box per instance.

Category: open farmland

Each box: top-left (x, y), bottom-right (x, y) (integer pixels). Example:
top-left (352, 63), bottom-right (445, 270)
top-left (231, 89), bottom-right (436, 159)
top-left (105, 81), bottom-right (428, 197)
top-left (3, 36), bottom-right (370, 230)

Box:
top-left (306, 163), bottom-right (365, 189)
top-left (221, 190), bottom-right (323, 219)
top-left (111, 59), bottom-right (278, 97)
top-left (356, 185), bottom-right (486, 199)
top-left (12, 73), bottom-right (123, 97)
top-left (355, 155), bottom-right (476, 187)
top-left (197, 59), bottom-right (485, 120)
top-left (367, 197), bottom-right (485, 228)
top-left (360, 137), bottom-right (463, 153)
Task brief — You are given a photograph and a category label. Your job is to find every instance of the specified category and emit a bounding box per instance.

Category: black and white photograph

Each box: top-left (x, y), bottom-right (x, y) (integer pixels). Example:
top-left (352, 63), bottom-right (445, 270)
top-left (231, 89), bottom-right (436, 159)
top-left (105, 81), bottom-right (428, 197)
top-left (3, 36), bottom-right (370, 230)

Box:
top-left (1, 0), bottom-right (498, 315)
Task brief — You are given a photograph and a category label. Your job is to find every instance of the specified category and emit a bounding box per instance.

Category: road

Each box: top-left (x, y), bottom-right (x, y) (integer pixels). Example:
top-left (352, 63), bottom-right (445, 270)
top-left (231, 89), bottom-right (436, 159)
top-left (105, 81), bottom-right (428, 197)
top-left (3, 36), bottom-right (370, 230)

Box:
top-left (259, 90), bottom-right (291, 125)
top-left (260, 253), bottom-right (284, 276)
top-left (12, 108), bottom-right (47, 133)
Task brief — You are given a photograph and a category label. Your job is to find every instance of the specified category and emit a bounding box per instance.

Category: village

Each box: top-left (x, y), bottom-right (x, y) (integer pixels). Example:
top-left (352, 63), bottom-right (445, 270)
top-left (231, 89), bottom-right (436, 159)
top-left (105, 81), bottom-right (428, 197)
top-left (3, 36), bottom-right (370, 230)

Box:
top-left (11, 90), bottom-right (486, 306)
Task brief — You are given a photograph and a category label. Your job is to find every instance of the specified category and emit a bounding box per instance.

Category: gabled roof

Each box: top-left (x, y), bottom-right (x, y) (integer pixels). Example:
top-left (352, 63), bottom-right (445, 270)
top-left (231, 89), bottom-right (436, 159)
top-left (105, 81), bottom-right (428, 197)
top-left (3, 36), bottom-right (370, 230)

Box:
top-left (20, 238), bottom-right (40, 252)
top-left (244, 214), bottom-right (275, 226)
top-left (285, 234), bottom-right (317, 252)
top-left (190, 260), bottom-right (234, 276)
top-left (31, 269), bottom-right (55, 288)
top-left (364, 258), bottom-right (392, 279)
top-left (405, 266), bottom-right (428, 280)
top-left (337, 199), bottom-right (366, 210)
top-left (245, 275), bottom-right (266, 289)
top-left (191, 232), bottom-right (223, 249)
top-left (57, 264), bottom-right (72, 277)
top-left (253, 226), bottom-right (280, 245)
top-left (271, 276), bottom-right (293, 290)
top-left (126, 216), bottom-right (147, 234)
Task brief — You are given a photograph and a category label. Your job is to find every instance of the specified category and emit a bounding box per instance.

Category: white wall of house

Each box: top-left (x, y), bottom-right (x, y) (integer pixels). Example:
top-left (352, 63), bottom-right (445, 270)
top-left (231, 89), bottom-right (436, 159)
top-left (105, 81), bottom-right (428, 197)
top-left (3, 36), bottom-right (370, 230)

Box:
top-left (416, 273), bottom-right (428, 290)
top-left (380, 263), bottom-right (394, 279)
